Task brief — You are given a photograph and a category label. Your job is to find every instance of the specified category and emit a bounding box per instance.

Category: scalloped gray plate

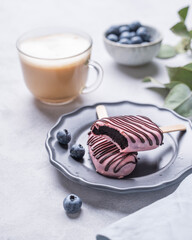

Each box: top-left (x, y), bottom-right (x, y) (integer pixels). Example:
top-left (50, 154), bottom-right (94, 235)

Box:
top-left (45, 101), bottom-right (192, 193)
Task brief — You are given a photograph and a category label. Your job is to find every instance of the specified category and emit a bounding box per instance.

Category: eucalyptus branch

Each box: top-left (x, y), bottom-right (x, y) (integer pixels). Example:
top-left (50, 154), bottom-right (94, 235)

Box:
top-left (157, 6), bottom-right (191, 59)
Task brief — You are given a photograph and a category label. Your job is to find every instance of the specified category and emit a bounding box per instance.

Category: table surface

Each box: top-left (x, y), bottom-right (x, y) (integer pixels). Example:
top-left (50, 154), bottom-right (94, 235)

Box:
top-left (1, 0), bottom-right (192, 239)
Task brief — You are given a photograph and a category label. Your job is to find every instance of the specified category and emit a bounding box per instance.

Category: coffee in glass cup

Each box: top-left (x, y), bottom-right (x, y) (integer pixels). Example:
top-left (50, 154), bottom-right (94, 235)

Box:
top-left (16, 27), bottom-right (103, 104)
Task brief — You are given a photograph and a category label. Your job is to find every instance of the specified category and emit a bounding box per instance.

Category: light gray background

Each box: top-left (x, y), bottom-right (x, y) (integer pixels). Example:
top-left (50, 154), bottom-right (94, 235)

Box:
top-left (1, 0), bottom-right (192, 239)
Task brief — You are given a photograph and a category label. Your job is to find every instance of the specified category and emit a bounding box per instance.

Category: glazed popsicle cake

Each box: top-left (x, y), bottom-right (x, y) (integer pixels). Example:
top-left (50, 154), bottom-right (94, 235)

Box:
top-left (91, 115), bottom-right (164, 153)
top-left (87, 105), bottom-right (186, 178)
top-left (88, 133), bottom-right (138, 178)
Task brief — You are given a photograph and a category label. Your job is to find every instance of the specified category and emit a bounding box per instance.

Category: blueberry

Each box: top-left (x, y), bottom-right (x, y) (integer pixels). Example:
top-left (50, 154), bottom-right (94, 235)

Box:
top-left (106, 34), bottom-right (118, 42)
top-left (130, 36), bottom-right (143, 44)
top-left (70, 144), bottom-right (85, 159)
top-left (106, 26), bottom-right (119, 35)
top-left (57, 129), bottom-right (71, 145)
top-left (136, 27), bottom-right (150, 41)
top-left (129, 21), bottom-right (142, 31)
top-left (119, 25), bottom-right (131, 34)
top-left (63, 194), bottom-right (82, 214)
top-left (118, 38), bottom-right (132, 44)
top-left (120, 31), bottom-right (136, 39)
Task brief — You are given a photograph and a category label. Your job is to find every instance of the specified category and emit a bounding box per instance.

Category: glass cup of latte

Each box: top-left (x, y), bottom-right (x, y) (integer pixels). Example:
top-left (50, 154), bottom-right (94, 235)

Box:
top-left (16, 27), bottom-right (103, 104)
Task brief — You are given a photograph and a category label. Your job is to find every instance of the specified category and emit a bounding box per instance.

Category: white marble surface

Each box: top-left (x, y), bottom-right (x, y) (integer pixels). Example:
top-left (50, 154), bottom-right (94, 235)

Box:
top-left (1, 0), bottom-right (192, 239)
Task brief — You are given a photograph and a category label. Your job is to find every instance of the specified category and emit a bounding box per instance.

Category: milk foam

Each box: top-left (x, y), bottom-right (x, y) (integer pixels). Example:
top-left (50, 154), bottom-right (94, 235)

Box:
top-left (20, 33), bottom-right (90, 58)
top-left (19, 33), bottom-right (91, 67)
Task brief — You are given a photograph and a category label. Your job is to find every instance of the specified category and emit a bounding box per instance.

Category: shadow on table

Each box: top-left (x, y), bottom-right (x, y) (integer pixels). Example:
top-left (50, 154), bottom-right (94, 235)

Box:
top-left (113, 61), bottom-right (169, 100)
top-left (33, 95), bottom-right (85, 123)
top-left (54, 169), bottom-right (180, 216)
top-left (114, 61), bottom-right (160, 79)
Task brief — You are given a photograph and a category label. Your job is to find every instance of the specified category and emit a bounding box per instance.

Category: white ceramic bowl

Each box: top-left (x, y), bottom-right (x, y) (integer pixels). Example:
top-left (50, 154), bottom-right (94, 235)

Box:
top-left (103, 25), bottom-right (163, 66)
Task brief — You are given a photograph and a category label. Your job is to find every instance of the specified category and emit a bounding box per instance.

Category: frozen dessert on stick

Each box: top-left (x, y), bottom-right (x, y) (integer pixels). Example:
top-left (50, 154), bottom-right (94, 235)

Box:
top-left (87, 105), bottom-right (186, 178)
top-left (93, 105), bottom-right (186, 152)
top-left (91, 114), bottom-right (164, 153)
top-left (88, 132), bottom-right (137, 178)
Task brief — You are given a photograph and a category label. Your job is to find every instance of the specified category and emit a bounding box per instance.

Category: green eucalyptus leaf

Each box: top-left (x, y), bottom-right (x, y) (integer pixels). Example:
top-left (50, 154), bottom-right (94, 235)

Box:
top-left (164, 83), bottom-right (190, 109)
top-left (178, 6), bottom-right (189, 22)
top-left (147, 87), bottom-right (169, 98)
top-left (143, 77), bottom-right (151, 82)
top-left (175, 38), bottom-right (191, 53)
top-left (143, 77), bottom-right (163, 85)
top-left (183, 63), bottom-right (192, 71)
top-left (166, 65), bottom-right (192, 89)
top-left (171, 22), bottom-right (189, 37)
top-left (164, 81), bottom-right (182, 89)
top-left (157, 44), bottom-right (177, 59)
top-left (164, 83), bottom-right (192, 117)
top-left (189, 30), bottom-right (192, 38)
top-left (175, 96), bottom-right (192, 117)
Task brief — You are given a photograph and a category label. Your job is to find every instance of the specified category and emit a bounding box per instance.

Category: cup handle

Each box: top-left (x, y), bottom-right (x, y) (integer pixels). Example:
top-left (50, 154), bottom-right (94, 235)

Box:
top-left (81, 60), bottom-right (103, 94)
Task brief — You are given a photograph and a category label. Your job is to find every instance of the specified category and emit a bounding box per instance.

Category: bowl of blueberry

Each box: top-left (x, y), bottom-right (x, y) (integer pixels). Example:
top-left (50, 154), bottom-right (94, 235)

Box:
top-left (104, 21), bottom-right (162, 66)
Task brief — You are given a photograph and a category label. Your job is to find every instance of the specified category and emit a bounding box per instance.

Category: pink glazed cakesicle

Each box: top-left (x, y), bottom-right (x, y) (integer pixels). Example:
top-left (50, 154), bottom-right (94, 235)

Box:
top-left (93, 105), bottom-right (186, 153)
top-left (90, 115), bottom-right (164, 153)
top-left (87, 105), bottom-right (186, 179)
top-left (87, 133), bottom-right (138, 178)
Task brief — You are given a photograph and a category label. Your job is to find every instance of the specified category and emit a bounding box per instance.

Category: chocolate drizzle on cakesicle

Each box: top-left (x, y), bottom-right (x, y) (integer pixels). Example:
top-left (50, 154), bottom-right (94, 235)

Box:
top-left (87, 134), bottom-right (137, 174)
top-left (91, 115), bottom-right (163, 151)
top-left (87, 114), bottom-right (164, 178)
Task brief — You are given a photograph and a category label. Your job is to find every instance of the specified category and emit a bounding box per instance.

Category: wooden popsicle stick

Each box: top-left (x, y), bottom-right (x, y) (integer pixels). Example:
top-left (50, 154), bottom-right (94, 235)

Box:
top-left (96, 105), bottom-right (108, 119)
top-left (160, 125), bottom-right (186, 133)
top-left (96, 104), bottom-right (186, 133)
